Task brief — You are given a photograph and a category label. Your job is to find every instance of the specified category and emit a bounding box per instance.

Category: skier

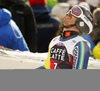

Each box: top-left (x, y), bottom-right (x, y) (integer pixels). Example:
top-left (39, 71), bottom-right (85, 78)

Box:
top-left (37, 5), bottom-right (94, 69)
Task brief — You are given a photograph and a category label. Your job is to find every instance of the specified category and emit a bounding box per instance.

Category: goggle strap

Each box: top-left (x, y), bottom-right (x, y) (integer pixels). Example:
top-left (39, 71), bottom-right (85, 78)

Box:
top-left (81, 15), bottom-right (93, 34)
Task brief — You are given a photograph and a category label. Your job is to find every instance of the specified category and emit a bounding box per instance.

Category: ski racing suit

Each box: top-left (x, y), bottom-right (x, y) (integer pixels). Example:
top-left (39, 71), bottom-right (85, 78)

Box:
top-left (44, 31), bottom-right (90, 69)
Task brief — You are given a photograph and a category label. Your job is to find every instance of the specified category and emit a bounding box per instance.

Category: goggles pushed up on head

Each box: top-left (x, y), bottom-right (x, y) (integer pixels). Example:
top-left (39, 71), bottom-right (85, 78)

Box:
top-left (66, 5), bottom-right (93, 34)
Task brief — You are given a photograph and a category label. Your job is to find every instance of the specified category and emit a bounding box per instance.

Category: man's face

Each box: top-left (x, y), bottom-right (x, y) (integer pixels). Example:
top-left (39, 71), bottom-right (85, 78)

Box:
top-left (62, 12), bottom-right (77, 26)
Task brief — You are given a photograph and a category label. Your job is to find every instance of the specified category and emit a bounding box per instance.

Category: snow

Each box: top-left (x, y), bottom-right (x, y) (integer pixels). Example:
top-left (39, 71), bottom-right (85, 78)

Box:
top-left (0, 48), bottom-right (100, 69)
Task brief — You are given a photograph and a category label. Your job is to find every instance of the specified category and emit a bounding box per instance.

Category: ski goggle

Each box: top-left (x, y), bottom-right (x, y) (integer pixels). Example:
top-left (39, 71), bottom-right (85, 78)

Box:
top-left (66, 5), bottom-right (93, 34)
top-left (66, 5), bottom-right (83, 18)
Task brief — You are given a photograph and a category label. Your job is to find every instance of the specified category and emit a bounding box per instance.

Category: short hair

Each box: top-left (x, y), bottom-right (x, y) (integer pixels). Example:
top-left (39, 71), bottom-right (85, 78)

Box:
top-left (93, 8), bottom-right (100, 23)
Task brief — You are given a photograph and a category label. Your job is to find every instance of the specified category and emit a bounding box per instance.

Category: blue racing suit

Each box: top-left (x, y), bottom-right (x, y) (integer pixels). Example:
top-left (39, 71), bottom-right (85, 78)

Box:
top-left (44, 31), bottom-right (90, 69)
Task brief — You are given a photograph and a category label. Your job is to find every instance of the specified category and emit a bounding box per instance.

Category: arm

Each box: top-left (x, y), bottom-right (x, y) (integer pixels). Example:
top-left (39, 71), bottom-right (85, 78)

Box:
top-left (73, 41), bottom-right (90, 69)
top-left (10, 20), bottom-right (29, 51)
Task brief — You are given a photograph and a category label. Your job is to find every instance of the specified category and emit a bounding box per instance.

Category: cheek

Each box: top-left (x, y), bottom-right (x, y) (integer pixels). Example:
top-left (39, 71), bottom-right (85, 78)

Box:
top-left (70, 17), bottom-right (77, 24)
top-left (62, 16), bottom-right (70, 24)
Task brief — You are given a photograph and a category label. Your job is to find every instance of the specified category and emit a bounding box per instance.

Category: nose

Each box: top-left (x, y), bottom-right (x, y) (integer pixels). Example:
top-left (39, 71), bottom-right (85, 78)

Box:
top-left (64, 12), bottom-right (72, 20)
top-left (66, 12), bottom-right (72, 16)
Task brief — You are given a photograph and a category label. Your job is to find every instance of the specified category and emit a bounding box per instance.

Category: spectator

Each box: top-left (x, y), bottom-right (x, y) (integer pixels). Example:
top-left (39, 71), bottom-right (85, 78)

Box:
top-left (51, 0), bottom-right (70, 20)
top-left (37, 5), bottom-right (94, 69)
top-left (91, 8), bottom-right (100, 59)
top-left (86, 0), bottom-right (97, 13)
top-left (29, 0), bottom-right (61, 53)
top-left (0, 8), bottom-right (29, 51)
top-left (67, 0), bottom-right (78, 7)
top-left (0, 0), bottom-right (8, 9)
top-left (82, 8), bottom-right (100, 58)
top-left (0, 0), bottom-right (37, 53)
top-left (93, 42), bottom-right (100, 60)
top-left (47, 0), bottom-right (58, 11)
top-left (90, 25), bottom-right (100, 47)
top-left (78, 0), bottom-right (90, 11)
top-left (93, 8), bottom-right (100, 25)
top-left (82, 25), bottom-right (100, 58)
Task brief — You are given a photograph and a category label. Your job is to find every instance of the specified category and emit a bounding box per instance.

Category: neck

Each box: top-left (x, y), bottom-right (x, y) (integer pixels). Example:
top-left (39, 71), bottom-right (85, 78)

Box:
top-left (60, 31), bottom-right (79, 39)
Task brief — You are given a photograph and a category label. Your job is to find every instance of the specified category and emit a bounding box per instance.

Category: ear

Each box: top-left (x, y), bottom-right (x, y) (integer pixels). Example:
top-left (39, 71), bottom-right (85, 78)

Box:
top-left (75, 18), bottom-right (89, 35)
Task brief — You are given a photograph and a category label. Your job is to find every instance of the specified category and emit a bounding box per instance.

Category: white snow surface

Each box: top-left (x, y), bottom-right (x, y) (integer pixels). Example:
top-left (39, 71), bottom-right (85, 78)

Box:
top-left (0, 48), bottom-right (100, 69)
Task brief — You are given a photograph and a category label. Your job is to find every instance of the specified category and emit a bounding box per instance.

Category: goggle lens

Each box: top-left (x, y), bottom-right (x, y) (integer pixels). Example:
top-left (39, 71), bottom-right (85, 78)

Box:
top-left (66, 6), bottom-right (82, 17)
top-left (71, 6), bottom-right (82, 16)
